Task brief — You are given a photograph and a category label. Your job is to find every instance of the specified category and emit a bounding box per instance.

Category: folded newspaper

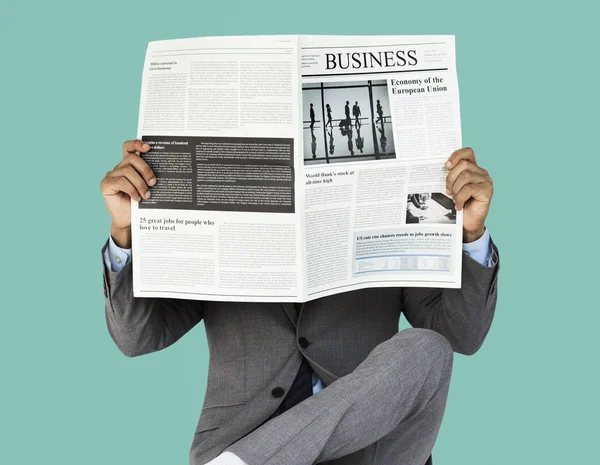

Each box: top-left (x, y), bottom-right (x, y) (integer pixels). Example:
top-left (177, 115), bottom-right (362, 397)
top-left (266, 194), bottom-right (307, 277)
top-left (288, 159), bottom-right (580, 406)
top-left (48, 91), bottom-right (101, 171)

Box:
top-left (132, 34), bottom-right (464, 302)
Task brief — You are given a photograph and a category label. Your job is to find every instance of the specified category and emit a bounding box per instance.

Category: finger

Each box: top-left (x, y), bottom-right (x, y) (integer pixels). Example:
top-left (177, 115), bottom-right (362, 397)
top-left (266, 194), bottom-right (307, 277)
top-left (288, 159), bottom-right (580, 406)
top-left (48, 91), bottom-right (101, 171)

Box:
top-left (100, 176), bottom-right (142, 202)
top-left (122, 139), bottom-right (151, 157)
top-left (448, 170), bottom-right (491, 197)
top-left (445, 159), bottom-right (488, 193)
top-left (445, 147), bottom-right (476, 170)
top-left (454, 184), bottom-right (477, 211)
top-left (109, 165), bottom-right (151, 199)
top-left (454, 183), bottom-right (493, 210)
top-left (121, 152), bottom-right (157, 186)
top-left (113, 149), bottom-right (157, 186)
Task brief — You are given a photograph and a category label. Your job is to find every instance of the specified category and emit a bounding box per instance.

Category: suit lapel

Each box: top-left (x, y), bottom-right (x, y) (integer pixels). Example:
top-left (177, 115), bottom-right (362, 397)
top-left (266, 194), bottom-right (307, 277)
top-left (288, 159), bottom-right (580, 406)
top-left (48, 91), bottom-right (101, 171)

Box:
top-left (280, 303), bottom-right (298, 328)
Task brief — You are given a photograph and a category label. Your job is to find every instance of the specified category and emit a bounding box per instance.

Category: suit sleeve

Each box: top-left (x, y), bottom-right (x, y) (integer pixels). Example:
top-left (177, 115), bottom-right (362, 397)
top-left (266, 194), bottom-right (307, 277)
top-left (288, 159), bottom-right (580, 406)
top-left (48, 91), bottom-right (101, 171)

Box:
top-left (401, 239), bottom-right (500, 355)
top-left (101, 239), bottom-right (204, 357)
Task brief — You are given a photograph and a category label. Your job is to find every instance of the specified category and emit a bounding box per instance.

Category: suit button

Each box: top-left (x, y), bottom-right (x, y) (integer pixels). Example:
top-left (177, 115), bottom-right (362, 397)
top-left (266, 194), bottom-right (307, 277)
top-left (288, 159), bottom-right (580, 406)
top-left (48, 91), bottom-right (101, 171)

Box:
top-left (271, 387), bottom-right (285, 398)
top-left (298, 337), bottom-right (310, 348)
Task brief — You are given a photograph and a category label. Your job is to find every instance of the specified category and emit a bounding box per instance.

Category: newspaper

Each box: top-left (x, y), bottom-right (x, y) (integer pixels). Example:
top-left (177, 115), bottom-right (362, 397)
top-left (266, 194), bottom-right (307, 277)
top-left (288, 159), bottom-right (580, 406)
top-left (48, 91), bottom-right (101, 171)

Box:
top-left (131, 35), bottom-right (464, 302)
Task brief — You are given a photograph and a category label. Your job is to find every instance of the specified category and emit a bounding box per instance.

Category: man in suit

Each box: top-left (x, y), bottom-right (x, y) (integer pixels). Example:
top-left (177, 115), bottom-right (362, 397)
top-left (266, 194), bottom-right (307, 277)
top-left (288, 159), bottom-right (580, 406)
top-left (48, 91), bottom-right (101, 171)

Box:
top-left (376, 99), bottom-right (383, 124)
top-left (100, 141), bottom-right (498, 465)
top-left (344, 101), bottom-right (351, 128)
top-left (352, 101), bottom-right (361, 128)
top-left (325, 104), bottom-right (333, 128)
top-left (309, 103), bottom-right (316, 130)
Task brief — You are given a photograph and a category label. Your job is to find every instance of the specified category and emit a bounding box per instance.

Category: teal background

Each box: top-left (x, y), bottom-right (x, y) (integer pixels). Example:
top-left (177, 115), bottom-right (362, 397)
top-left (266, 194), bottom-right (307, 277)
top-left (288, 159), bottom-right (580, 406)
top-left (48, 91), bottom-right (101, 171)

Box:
top-left (1, 0), bottom-right (598, 463)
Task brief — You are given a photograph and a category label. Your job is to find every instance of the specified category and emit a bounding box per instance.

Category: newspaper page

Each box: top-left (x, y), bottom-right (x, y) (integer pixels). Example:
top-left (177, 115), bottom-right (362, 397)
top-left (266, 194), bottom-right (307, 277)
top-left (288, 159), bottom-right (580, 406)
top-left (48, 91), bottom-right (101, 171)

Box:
top-left (299, 35), bottom-right (463, 300)
top-left (131, 36), bottom-right (306, 302)
top-left (131, 34), bottom-right (463, 302)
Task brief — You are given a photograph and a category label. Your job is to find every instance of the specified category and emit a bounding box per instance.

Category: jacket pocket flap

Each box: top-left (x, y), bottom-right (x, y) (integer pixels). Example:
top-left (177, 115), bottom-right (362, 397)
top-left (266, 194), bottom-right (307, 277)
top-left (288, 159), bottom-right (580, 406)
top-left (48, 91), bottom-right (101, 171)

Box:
top-left (195, 403), bottom-right (246, 434)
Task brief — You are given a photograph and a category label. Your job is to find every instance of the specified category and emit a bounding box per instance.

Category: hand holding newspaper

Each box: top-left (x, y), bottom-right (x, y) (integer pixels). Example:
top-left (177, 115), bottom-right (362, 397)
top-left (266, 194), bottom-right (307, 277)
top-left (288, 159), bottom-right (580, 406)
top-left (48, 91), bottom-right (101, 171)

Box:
top-left (132, 35), bottom-right (464, 302)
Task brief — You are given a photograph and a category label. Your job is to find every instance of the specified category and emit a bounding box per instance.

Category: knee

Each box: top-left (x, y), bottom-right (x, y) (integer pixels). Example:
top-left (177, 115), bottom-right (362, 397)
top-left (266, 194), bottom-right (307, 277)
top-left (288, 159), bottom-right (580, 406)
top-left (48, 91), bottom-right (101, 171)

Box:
top-left (391, 328), bottom-right (453, 373)
top-left (403, 328), bottom-right (452, 352)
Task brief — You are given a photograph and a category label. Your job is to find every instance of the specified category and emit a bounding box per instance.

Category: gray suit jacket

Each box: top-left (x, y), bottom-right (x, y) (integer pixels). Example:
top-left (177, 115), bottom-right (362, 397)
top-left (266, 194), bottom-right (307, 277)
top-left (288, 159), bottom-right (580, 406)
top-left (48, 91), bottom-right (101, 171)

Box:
top-left (101, 240), bottom-right (499, 464)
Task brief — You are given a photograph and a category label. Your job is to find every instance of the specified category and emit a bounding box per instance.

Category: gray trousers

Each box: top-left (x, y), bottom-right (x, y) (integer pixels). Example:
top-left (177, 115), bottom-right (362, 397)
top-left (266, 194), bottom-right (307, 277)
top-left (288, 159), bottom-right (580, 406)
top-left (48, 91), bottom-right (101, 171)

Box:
top-left (224, 328), bottom-right (454, 465)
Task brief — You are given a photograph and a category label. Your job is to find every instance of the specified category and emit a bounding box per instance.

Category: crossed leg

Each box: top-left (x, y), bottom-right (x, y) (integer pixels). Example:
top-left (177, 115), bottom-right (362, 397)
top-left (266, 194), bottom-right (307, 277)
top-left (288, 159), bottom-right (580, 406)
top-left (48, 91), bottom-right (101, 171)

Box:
top-left (222, 328), bottom-right (454, 465)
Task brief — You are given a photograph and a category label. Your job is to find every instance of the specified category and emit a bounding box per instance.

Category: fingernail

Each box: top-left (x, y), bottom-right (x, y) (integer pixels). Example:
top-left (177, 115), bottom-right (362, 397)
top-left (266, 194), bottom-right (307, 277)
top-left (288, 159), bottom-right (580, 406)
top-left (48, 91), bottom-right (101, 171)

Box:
top-left (445, 160), bottom-right (452, 168)
top-left (142, 143), bottom-right (150, 150)
top-left (446, 188), bottom-right (451, 195)
top-left (149, 177), bottom-right (156, 185)
top-left (144, 191), bottom-right (151, 199)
